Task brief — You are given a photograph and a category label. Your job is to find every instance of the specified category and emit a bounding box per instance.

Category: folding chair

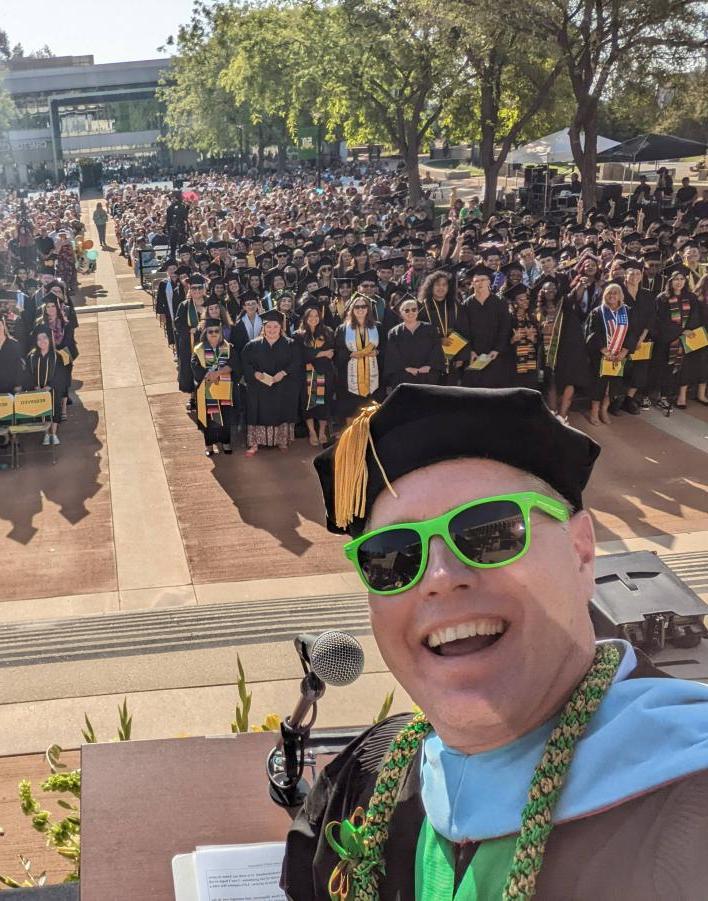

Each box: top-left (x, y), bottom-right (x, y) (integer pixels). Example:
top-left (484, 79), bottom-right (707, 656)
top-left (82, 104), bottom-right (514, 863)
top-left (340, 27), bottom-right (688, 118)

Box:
top-left (9, 390), bottom-right (56, 469)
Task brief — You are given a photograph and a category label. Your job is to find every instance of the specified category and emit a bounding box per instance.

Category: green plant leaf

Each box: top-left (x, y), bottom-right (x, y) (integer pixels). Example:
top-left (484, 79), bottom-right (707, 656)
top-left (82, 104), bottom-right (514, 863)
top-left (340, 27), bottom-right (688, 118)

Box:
top-left (81, 714), bottom-right (97, 744)
top-left (373, 689), bottom-right (395, 724)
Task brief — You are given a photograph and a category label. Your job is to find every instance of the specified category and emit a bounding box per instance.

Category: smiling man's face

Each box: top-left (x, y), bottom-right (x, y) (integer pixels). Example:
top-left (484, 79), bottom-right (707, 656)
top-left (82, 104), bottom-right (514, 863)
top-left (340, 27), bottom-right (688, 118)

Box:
top-left (366, 457), bottom-right (597, 753)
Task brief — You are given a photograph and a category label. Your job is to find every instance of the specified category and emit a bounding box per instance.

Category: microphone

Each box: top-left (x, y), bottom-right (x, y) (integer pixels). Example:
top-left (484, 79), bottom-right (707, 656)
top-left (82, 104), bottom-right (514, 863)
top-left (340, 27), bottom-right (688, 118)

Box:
top-left (267, 631), bottom-right (365, 808)
top-left (294, 630), bottom-right (365, 687)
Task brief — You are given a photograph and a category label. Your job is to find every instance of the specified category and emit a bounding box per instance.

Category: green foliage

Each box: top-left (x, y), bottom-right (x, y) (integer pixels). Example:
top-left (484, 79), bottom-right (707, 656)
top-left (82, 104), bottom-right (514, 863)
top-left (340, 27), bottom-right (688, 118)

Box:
top-left (231, 654), bottom-right (252, 733)
top-left (0, 701), bottom-right (134, 889)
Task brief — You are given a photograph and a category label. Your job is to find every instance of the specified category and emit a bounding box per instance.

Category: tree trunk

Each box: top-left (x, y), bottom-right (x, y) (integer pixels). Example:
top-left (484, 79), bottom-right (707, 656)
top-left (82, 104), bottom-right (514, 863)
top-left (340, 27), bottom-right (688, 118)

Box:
top-left (404, 142), bottom-right (424, 207)
top-left (277, 142), bottom-right (288, 174)
top-left (569, 101), bottom-right (599, 209)
top-left (479, 62), bottom-right (499, 219)
top-left (257, 125), bottom-right (265, 175)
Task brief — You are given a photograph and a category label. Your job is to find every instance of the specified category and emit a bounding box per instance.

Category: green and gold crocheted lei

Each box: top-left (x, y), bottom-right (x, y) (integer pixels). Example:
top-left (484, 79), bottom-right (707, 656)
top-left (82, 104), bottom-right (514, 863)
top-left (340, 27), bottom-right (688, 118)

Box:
top-left (326, 642), bottom-right (620, 901)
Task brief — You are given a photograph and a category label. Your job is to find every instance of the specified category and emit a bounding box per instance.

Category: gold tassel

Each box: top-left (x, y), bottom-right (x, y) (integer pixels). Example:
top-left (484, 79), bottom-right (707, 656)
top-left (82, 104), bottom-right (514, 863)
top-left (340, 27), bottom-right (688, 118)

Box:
top-left (333, 403), bottom-right (397, 530)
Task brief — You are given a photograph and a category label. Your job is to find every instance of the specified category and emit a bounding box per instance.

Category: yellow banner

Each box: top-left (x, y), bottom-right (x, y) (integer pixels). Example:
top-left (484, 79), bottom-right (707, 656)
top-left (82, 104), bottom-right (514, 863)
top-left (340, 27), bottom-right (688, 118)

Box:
top-left (441, 330), bottom-right (468, 358)
top-left (14, 390), bottom-right (53, 421)
top-left (630, 341), bottom-right (653, 362)
top-left (599, 358), bottom-right (626, 377)
top-left (681, 326), bottom-right (708, 354)
top-left (207, 379), bottom-right (232, 402)
top-left (0, 394), bottom-right (13, 423)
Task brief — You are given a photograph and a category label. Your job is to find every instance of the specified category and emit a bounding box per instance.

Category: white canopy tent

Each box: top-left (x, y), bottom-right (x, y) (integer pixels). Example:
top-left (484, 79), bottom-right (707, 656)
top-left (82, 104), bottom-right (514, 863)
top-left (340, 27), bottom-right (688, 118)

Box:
top-left (507, 128), bottom-right (619, 165)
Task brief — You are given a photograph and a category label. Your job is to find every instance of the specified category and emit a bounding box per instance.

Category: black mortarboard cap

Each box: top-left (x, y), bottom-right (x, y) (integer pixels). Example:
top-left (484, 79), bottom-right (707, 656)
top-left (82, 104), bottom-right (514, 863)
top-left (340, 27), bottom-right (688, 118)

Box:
top-left (663, 262), bottom-right (690, 278)
top-left (502, 260), bottom-right (524, 274)
top-left (469, 264), bottom-right (495, 279)
top-left (175, 265), bottom-right (191, 276)
top-left (312, 286), bottom-right (334, 299)
top-left (350, 243), bottom-right (367, 256)
top-left (641, 250), bottom-right (662, 262)
top-left (189, 274), bottom-right (207, 286)
top-left (178, 244), bottom-right (192, 254)
top-left (505, 283), bottom-right (530, 300)
top-left (261, 308), bottom-right (285, 323)
top-left (621, 232), bottom-right (642, 244)
top-left (356, 270), bottom-right (378, 284)
top-left (314, 385), bottom-right (601, 535)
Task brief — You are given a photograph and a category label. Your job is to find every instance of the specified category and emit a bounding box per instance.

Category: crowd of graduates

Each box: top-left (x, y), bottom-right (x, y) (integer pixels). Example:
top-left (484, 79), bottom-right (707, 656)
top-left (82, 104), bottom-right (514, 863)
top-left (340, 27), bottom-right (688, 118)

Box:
top-left (105, 168), bottom-right (708, 455)
top-left (3, 166), bottom-right (706, 460)
top-left (0, 189), bottom-right (84, 446)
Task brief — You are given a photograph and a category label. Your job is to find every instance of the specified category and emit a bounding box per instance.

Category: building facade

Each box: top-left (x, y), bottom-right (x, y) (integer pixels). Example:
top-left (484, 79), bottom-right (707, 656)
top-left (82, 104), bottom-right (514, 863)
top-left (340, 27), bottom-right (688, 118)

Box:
top-left (1, 55), bottom-right (197, 185)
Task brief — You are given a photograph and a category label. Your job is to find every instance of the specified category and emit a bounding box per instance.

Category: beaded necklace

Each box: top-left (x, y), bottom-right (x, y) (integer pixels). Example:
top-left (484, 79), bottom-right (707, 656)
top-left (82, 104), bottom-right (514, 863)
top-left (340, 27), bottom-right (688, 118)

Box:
top-left (326, 643), bottom-right (620, 901)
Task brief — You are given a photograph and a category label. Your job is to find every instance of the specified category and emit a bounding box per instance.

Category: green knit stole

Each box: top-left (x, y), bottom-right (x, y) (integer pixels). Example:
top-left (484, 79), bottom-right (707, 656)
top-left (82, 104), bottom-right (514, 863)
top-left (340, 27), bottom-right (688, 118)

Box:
top-left (333, 643), bottom-right (620, 901)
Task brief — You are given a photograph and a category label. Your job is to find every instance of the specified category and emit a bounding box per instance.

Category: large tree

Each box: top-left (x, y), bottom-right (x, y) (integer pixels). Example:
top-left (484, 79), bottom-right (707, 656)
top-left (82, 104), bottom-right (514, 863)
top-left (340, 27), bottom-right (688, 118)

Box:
top-left (309, 0), bottom-right (470, 204)
top-left (525, 0), bottom-right (707, 206)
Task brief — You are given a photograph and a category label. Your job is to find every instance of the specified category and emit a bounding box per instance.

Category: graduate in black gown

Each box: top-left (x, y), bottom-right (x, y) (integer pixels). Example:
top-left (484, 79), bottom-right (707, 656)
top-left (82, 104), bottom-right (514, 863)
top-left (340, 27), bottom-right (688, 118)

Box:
top-left (621, 259), bottom-right (657, 414)
top-left (174, 274), bottom-right (207, 408)
top-left (417, 270), bottom-right (460, 383)
top-left (383, 297), bottom-right (445, 389)
top-left (334, 295), bottom-right (385, 423)
top-left (190, 318), bottom-right (240, 456)
top-left (294, 299), bottom-right (336, 447)
top-left (454, 269), bottom-right (511, 388)
top-left (26, 327), bottom-right (71, 445)
top-left (241, 308), bottom-right (300, 455)
top-left (506, 284), bottom-right (540, 390)
top-left (154, 259), bottom-right (182, 349)
top-left (655, 265), bottom-right (703, 408)
top-left (0, 314), bottom-right (24, 394)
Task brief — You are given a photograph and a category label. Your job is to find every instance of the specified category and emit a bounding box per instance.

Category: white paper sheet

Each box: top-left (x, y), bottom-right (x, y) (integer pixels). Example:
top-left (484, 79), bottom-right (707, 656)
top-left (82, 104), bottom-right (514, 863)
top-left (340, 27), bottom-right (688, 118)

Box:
top-left (193, 842), bottom-right (286, 901)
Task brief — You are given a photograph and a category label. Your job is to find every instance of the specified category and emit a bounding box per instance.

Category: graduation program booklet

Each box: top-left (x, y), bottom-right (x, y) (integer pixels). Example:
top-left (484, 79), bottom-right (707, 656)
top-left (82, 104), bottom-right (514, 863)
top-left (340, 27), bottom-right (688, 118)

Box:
top-left (468, 353), bottom-right (492, 371)
top-left (173, 842), bottom-right (286, 901)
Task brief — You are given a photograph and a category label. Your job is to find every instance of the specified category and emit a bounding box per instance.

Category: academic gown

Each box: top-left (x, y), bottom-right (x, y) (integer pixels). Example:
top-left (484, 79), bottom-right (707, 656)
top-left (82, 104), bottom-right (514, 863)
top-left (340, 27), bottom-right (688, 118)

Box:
top-left (241, 335), bottom-right (300, 427)
top-left (0, 337), bottom-right (24, 393)
top-left (584, 305), bottom-right (634, 402)
top-left (455, 294), bottom-right (512, 388)
top-left (624, 287), bottom-right (657, 390)
top-left (25, 350), bottom-right (70, 422)
top-left (383, 321), bottom-right (445, 389)
top-left (655, 291), bottom-right (703, 389)
top-left (174, 297), bottom-right (201, 394)
top-left (281, 653), bottom-right (708, 901)
top-left (155, 277), bottom-right (183, 346)
top-left (334, 323), bottom-right (385, 420)
top-left (545, 295), bottom-right (591, 391)
top-left (294, 328), bottom-right (336, 422)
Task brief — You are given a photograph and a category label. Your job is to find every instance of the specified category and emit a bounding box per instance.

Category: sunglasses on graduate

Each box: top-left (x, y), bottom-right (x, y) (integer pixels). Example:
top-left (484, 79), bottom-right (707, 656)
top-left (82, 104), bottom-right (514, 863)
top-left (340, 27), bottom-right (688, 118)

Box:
top-left (353, 304), bottom-right (369, 310)
top-left (344, 491), bottom-right (569, 595)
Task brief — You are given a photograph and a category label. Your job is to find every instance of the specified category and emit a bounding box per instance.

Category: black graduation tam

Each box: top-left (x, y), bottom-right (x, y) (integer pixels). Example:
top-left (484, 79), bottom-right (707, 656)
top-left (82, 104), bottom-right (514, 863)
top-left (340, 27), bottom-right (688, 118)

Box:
top-left (537, 247), bottom-right (558, 260)
top-left (505, 283), bottom-right (530, 300)
top-left (241, 267), bottom-right (262, 278)
top-left (189, 274), bottom-right (207, 286)
top-left (387, 256), bottom-right (407, 268)
top-left (480, 247), bottom-right (502, 260)
top-left (159, 258), bottom-right (178, 271)
top-left (502, 260), bottom-right (524, 275)
top-left (226, 270), bottom-right (241, 281)
top-left (363, 226), bottom-right (378, 237)
top-left (356, 270), bottom-right (378, 284)
top-left (335, 276), bottom-right (356, 287)
top-left (203, 318), bottom-right (223, 330)
top-left (261, 308), bottom-right (285, 323)
top-left (349, 243), bottom-right (367, 256)
top-left (642, 250), bottom-right (662, 262)
top-left (299, 297), bottom-right (327, 316)
top-left (329, 228), bottom-right (345, 239)
top-left (623, 257), bottom-right (644, 271)
top-left (176, 265), bottom-right (191, 276)
top-left (193, 241), bottom-right (208, 252)
top-left (240, 290), bottom-right (260, 304)
top-left (374, 258), bottom-right (394, 270)
top-left (514, 241), bottom-right (533, 253)
top-left (178, 244), bottom-right (192, 254)
top-left (273, 244), bottom-right (291, 255)
top-left (313, 385), bottom-right (601, 536)
top-left (195, 253), bottom-right (210, 264)
top-left (480, 230), bottom-right (503, 242)
top-left (468, 264), bottom-right (495, 279)
top-left (312, 286), bottom-right (333, 299)
top-left (213, 240), bottom-right (227, 249)
top-left (621, 232), bottom-right (642, 245)
top-left (664, 262), bottom-right (690, 278)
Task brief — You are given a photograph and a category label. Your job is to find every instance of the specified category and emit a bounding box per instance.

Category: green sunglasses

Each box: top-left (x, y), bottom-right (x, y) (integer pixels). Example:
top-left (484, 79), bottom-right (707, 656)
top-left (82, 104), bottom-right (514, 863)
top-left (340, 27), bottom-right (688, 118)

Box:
top-left (344, 491), bottom-right (570, 596)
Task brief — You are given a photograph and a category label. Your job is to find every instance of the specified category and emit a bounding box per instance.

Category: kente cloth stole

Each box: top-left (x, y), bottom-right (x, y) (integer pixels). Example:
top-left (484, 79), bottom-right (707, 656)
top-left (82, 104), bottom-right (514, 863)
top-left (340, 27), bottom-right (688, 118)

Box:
top-left (668, 296), bottom-right (692, 366)
top-left (601, 304), bottom-right (628, 356)
top-left (415, 818), bottom-right (517, 901)
top-left (514, 320), bottom-right (538, 374)
top-left (305, 337), bottom-right (326, 410)
top-left (187, 300), bottom-right (200, 351)
top-left (195, 343), bottom-right (232, 427)
top-left (345, 325), bottom-right (379, 396)
top-left (545, 309), bottom-right (563, 370)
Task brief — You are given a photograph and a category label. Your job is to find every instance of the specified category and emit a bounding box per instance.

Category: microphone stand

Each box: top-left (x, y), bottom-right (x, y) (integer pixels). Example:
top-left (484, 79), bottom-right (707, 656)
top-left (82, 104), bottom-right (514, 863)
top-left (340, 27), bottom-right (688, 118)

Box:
top-left (267, 670), bottom-right (325, 809)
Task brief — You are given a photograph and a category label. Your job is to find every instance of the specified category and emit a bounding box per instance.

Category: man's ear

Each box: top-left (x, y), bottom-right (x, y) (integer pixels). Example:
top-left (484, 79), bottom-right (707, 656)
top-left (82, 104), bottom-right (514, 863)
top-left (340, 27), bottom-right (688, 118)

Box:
top-left (568, 509), bottom-right (596, 583)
